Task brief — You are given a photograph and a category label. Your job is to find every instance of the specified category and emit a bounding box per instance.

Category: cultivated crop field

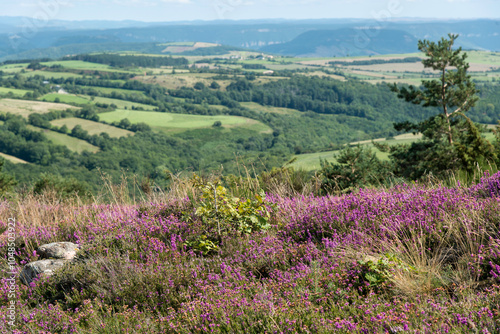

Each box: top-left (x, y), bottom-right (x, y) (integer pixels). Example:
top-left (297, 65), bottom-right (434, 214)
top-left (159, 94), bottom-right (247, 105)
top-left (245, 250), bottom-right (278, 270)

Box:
top-left (50, 118), bottom-right (133, 137)
top-left (0, 99), bottom-right (78, 117)
top-left (290, 51), bottom-right (500, 84)
top-left (1, 172), bottom-right (500, 332)
top-left (98, 109), bottom-right (272, 133)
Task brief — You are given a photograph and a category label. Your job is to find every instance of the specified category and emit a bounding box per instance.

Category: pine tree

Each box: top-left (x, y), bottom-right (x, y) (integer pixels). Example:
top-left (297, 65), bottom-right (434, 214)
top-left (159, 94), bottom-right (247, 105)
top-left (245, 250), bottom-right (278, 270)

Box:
top-left (391, 34), bottom-right (478, 144)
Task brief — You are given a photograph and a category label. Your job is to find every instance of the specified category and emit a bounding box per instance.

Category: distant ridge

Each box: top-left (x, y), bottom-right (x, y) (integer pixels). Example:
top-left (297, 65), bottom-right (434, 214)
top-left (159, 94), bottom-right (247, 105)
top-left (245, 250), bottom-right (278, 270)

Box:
top-left (261, 29), bottom-right (419, 57)
top-left (0, 18), bottom-right (498, 60)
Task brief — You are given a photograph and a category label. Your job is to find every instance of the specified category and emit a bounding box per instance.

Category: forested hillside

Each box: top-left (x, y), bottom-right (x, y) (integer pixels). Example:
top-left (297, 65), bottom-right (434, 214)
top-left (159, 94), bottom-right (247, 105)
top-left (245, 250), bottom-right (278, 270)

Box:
top-left (0, 47), bottom-right (498, 194)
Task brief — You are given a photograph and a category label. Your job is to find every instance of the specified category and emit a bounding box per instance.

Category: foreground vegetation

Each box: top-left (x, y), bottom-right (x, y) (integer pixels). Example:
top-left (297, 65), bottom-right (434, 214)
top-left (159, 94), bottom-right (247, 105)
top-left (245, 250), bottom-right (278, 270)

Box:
top-left (0, 171), bottom-right (499, 333)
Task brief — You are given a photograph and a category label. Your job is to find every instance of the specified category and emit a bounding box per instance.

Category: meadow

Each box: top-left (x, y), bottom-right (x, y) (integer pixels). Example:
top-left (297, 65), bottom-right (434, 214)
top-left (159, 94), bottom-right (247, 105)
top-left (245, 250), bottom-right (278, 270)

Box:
top-left (20, 71), bottom-right (84, 79)
top-left (0, 87), bottom-right (31, 97)
top-left (0, 152), bottom-right (29, 164)
top-left (26, 125), bottom-right (100, 154)
top-left (40, 60), bottom-right (140, 75)
top-left (40, 93), bottom-right (92, 105)
top-left (0, 172), bottom-right (499, 332)
top-left (50, 118), bottom-right (134, 138)
top-left (98, 109), bottom-right (272, 134)
top-left (0, 99), bottom-right (78, 118)
top-left (290, 133), bottom-right (423, 170)
top-left (290, 129), bottom-right (496, 171)
top-left (39, 93), bottom-right (157, 110)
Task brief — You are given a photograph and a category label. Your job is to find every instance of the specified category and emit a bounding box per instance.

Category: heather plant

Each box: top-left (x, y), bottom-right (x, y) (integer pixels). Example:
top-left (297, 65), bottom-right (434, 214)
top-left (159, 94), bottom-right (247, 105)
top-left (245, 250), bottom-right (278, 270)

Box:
top-left (1, 172), bottom-right (500, 333)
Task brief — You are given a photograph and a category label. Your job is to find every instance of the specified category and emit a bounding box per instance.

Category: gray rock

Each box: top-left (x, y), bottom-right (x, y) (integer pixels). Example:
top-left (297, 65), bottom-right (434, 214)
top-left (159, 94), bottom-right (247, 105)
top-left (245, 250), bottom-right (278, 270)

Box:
top-left (37, 242), bottom-right (79, 260)
top-left (19, 259), bottom-right (68, 285)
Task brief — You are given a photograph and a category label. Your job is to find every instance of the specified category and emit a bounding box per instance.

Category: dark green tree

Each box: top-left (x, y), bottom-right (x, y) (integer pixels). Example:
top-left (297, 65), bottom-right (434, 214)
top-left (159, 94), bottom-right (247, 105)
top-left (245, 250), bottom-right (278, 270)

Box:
top-left (0, 159), bottom-right (16, 196)
top-left (319, 145), bottom-right (392, 194)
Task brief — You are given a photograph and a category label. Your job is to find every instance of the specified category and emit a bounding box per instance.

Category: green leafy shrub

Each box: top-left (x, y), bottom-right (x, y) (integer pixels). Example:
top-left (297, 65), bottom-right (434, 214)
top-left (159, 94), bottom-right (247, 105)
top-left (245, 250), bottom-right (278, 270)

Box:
top-left (355, 253), bottom-right (416, 294)
top-left (186, 175), bottom-right (272, 254)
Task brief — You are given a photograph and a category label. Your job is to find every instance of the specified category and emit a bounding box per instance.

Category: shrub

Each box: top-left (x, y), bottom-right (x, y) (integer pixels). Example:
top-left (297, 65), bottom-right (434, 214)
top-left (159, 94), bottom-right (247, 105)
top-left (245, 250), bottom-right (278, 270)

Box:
top-left (186, 175), bottom-right (272, 254)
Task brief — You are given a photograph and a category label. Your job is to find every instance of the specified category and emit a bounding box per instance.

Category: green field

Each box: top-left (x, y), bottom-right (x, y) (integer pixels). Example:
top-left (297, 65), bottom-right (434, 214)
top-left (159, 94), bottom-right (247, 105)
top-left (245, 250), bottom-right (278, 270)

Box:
top-left (26, 125), bottom-right (99, 153)
top-left (41, 60), bottom-right (139, 74)
top-left (290, 133), bottom-right (423, 171)
top-left (0, 63), bottom-right (29, 69)
top-left (39, 94), bottom-right (156, 110)
top-left (92, 97), bottom-right (156, 110)
top-left (41, 93), bottom-right (92, 104)
top-left (41, 60), bottom-right (113, 71)
top-left (20, 70), bottom-right (84, 79)
top-left (289, 129), bottom-right (498, 171)
top-left (50, 118), bottom-right (133, 138)
top-left (0, 87), bottom-right (31, 97)
top-left (464, 51), bottom-right (500, 65)
top-left (98, 110), bottom-right (272, 134)
top-left (287, 51), bottom-right (500, 85)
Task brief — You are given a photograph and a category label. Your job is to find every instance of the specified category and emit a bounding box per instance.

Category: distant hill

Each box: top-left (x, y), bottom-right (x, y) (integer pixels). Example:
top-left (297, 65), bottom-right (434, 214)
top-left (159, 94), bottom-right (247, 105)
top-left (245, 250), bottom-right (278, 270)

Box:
top-left (0, 18), bottom-right (498, 61)
top-left (261, 28), bottom-right (418, 57)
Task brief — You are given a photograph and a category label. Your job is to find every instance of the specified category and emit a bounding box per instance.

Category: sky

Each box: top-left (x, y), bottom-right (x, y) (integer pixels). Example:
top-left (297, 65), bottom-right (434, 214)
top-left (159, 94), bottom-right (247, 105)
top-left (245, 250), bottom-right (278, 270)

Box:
top-left (2, 0), bottom-right (499, 22)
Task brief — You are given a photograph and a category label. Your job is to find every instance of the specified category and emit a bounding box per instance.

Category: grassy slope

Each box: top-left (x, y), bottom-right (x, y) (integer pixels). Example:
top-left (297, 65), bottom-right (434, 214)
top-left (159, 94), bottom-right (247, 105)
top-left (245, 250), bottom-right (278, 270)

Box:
top-left (26, 125), bottom-right (99, 153)
top-left (40, 93), bottom-right (92, 105)
top-left (0, 152), bottom-right (29, 164)
top-left (290, 133), bottom-right (422, 171)
top-left (0, 99), bottom-right (78, 117)
top-left (20, 71), bottom-right (84, 79)
top-left (98, 109), bottom-right (272, 134)
top-left (50, 118), bottom-right (133, 137)
top-left (291, 130), bottom-right (497, 171)
top-left (0, 87), bottom-right (31, 96)
top-left (92, 97), bottom-right (156, 110)
top-left (39, 94), bottom-right (157, 110)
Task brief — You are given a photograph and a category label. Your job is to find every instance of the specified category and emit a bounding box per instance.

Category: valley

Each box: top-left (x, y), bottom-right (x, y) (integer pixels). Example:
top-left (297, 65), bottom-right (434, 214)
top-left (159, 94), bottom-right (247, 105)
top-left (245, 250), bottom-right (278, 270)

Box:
top-left (0, 48), bottom-right (498, 190)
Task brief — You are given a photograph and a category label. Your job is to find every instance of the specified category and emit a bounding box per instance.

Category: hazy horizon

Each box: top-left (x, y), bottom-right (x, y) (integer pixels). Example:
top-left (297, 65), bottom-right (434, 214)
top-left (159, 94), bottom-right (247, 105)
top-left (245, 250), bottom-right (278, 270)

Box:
top-left (3, 0), bottom-right (499, 23)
